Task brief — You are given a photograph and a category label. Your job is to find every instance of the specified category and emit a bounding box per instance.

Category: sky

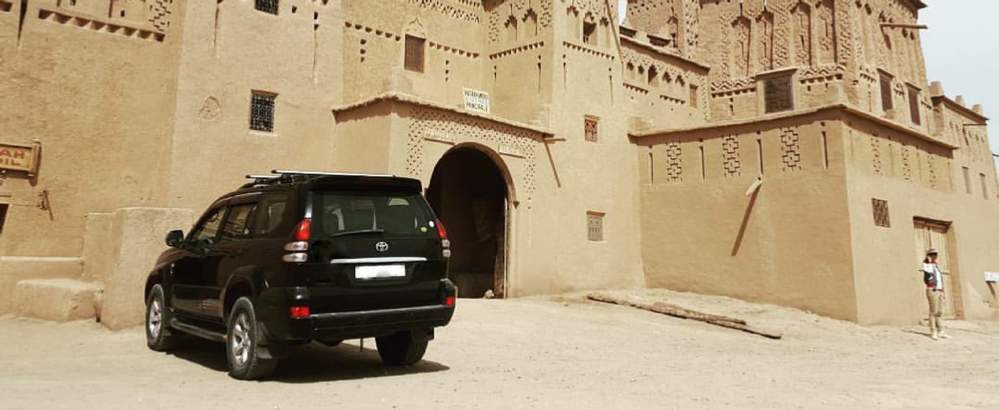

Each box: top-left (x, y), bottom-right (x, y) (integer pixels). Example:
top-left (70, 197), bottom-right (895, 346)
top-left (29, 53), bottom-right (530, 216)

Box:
top-left (617, 0), bottom-right (999, 166)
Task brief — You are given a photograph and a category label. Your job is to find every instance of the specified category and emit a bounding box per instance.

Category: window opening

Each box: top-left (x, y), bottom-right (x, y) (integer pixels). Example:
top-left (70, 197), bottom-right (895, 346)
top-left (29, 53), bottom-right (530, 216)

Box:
top-left (584, 116), bottom-right (599, 143)
top-left (255, 0), bottom-right (278, 15)
top-left (587, 212), bottom-right (604, 242)
top-left (250, 92), bottom-right (276, 132)
top-left (0, 204), bottom-right (8, 235)
top-left (880, 73), bottom-right (893, 112)
top-left (963, 167), bottom-right (971, 194)
top-left (908, 86), bottom-right (921, 125)
top-left (764, 75), bottom-right (793, 113)
top-left (981, 173), bottom-right (989, 200)
top-left (872, 198), bottom-right (891, 228)
top-left (583, 19), bottom-right (597, 45)
top-left (405, 35), bottom-right (426, 73)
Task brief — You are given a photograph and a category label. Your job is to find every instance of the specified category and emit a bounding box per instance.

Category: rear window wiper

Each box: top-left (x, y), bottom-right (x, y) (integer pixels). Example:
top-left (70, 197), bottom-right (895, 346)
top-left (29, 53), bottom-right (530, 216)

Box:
top-left (329, 229), bottom-right (385, 238)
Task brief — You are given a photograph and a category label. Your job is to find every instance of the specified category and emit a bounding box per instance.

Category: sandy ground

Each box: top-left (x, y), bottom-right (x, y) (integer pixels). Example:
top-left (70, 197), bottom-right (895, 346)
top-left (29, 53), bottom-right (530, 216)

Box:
top-left (1, 290), bottom-right (998, 410)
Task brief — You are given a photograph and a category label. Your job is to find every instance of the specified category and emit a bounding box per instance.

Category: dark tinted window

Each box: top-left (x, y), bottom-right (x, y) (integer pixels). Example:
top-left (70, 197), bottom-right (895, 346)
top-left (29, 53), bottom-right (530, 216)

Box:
top-left (253, 193), bottom-right (295, 237)
top-left (313, 192), bottom-right (435, 237)
top-left (190, 207), bottom-right (225, 243)
top-left (220, 204), bottom-right (256, 241)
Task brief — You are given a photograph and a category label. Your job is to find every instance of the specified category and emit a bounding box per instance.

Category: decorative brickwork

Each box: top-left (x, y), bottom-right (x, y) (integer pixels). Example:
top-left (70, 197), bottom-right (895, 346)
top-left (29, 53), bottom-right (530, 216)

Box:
top-left (407, 107), bottom-right (539, 201)
top-left (780, 128), bottom-right (801, 171)
top-left (665, 141), bottom-right (683, 182)
top-left (722, 135), bottom-right (741, 177)
top-left (871, 135), bottom-right (883, 175)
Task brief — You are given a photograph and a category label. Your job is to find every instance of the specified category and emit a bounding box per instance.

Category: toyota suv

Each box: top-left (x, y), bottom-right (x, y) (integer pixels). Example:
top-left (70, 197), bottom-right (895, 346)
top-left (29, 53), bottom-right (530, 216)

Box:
top-left (143, 170), bottom-right (456, 380)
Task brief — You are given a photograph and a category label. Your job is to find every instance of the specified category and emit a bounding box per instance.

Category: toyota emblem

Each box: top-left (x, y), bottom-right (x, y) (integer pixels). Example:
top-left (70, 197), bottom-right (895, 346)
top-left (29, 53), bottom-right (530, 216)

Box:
top-left (375, 241), bottom-right (389, 252)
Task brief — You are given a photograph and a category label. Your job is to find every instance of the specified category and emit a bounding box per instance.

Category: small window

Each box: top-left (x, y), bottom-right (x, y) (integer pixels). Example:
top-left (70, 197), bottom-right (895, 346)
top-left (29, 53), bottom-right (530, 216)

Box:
top-left (908, 86), bottom-right (921, 125)
top-left (405, 35), bottom-right (426, 73)
top-left (220, 204), bottom-right (256, 241)
top-left (981, 173), bottom-right (989, 200)
top-left (190, 207), bottom-right (226, 243)
top-left (250, 92), bottom-right (276, 132)
top-left (587, 212), bottom-right (604, 242)
top-left (880, 74), bottom-right (893, 112)
top-left (255, 0), bottom-right (279, 15)
top-left (583, 20), bottom-right (597, 45)
top-left (764, 75), bottom-right (793, 113)
top-left (690, 84), bottom-right (699, 108)
top-left (872, 198), bottom-right (890, 228)
top-left (0, 204), bottom-right (8, 235)
top-left (963, 167), bottom-right (972, 194)
top-left (584, 116), bottom-right (599, 143)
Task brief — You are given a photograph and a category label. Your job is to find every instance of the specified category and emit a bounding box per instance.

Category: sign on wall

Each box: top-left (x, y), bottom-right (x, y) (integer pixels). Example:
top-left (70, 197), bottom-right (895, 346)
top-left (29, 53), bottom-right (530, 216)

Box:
top-left (0, 141), bottom-right (41, 176)
top-left (463, 89), bottom-right (490, 113)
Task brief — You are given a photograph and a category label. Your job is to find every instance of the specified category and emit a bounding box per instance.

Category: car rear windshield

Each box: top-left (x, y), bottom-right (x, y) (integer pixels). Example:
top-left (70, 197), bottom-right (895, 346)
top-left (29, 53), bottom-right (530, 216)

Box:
top-left (312, 191), bottom-right (437, 237)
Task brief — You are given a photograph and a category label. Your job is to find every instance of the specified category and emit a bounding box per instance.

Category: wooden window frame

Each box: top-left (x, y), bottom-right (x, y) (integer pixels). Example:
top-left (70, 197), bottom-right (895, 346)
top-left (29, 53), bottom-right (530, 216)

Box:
top-left (584, 116), bottom-right (599, 143)
top-left (404, 35), bottom-right (426, 73)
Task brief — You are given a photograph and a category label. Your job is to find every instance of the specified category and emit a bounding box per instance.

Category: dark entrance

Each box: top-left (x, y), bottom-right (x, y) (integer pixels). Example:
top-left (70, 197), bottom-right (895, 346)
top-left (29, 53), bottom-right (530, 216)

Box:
top-left (427, 146), bottom-right (508, 298)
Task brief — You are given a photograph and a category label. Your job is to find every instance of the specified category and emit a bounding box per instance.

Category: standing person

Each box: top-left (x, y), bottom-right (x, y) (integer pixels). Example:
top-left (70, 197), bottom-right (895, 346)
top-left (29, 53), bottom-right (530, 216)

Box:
top-left (922, 249), bottom-right (950, 340)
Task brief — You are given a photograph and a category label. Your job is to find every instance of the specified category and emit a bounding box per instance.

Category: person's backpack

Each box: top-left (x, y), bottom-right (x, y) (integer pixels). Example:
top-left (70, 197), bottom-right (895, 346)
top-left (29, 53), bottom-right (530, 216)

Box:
top-left (923, 263), bottom-right (938, 287)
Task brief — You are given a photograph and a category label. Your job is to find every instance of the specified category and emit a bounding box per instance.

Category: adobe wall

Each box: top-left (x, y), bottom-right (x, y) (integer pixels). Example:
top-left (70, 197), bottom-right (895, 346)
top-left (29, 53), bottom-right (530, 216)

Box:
top-left (843, 111), bottom-right (999, 324)
top-left (619, 35), bottom-right (709, 131)
top-left (0, 0), bottom-right (183, 257)
top-left (547, 0), bottom-right (646, 293)
top-left (636, 112), bottom-right (859, 321)
top-left (164, 0), bottom-right (341, 213)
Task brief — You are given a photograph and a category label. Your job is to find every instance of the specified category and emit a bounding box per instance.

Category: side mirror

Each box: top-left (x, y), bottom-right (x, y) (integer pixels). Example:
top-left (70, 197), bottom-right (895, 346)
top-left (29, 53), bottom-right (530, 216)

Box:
top-left (166, 230), bottom-right (184, 248)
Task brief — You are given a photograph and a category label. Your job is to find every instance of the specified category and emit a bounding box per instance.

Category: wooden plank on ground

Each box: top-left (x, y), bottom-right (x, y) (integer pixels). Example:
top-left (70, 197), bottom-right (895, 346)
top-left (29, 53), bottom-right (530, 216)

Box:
top-left (587, 293), bottom-right (782, 340)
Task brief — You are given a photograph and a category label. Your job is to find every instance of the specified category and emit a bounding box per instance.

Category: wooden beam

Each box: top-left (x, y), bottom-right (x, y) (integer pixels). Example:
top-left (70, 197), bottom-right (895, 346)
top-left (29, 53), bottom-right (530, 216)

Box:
top-left (587, 293), bottom-right (783, 340)
top-left (880, 23), bottom-right (928, 30)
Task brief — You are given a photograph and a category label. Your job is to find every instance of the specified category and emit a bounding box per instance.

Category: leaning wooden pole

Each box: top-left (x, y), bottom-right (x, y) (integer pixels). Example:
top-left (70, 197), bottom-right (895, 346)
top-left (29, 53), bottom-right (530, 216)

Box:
top-left (587, 293), bottom-right (782, 340)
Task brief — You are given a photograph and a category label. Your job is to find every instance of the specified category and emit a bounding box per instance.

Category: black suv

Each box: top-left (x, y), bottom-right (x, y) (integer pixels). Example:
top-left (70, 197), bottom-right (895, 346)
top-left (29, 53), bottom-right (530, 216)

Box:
top-left (143, 171), bottom-right (456, 379)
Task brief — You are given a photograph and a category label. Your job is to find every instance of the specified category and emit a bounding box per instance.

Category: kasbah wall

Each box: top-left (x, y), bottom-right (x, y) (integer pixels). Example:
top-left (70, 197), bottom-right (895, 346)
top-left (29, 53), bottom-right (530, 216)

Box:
top-left (0, 0), bottom-right (995, 328)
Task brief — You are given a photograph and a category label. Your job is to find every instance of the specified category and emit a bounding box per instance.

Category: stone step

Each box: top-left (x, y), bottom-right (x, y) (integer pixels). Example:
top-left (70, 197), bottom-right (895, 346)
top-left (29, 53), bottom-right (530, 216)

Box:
top-left (0, 256), bottom-right (84, 315)
top-left (13, 279), bottom-right (103, 322)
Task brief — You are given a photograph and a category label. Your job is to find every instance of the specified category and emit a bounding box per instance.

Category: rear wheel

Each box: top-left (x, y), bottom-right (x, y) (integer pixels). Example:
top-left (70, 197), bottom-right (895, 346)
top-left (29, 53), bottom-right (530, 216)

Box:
top-left (376, 331), bottom-right (428, 366)
top-left (146, 284), bottom-right (182, 351)
top-left (226, 297), bottom-right (278, 380)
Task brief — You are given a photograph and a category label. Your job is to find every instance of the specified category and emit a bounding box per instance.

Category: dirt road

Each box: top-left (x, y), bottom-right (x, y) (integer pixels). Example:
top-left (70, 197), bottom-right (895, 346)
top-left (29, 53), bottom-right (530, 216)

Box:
top-left (1, 291), bottom-right (997, 409)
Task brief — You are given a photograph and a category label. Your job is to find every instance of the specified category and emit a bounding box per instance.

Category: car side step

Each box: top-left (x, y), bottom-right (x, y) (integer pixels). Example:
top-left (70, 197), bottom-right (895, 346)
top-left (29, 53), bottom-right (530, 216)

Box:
top-left (170, 318), bottom-right (226, 342)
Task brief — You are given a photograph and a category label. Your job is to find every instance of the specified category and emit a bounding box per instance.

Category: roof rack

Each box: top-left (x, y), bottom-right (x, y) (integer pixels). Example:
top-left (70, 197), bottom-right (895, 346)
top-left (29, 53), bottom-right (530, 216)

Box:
top-left (239, 170), bottom-right (399, 189)
top-left (270, 170), bottom-right (397, 178)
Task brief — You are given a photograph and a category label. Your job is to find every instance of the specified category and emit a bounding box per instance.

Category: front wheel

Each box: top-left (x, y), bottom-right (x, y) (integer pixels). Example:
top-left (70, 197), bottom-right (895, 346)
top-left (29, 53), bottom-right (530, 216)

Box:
top-left (146, 284), bottom-right (182, 351)
top-left (226, 297), bottom-right (278, 380)
top-left (376, 331), bottom-right (428, 366)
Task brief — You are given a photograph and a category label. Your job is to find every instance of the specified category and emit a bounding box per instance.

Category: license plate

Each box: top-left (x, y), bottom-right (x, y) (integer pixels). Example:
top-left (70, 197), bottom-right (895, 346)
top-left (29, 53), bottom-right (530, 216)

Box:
top-left (355, 264), bottom-right (406, 280)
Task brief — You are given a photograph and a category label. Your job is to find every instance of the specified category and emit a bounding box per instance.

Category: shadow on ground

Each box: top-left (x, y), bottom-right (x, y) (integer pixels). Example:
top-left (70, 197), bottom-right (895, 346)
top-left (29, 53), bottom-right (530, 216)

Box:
top-left (167, 338), bottom-right (449, 383)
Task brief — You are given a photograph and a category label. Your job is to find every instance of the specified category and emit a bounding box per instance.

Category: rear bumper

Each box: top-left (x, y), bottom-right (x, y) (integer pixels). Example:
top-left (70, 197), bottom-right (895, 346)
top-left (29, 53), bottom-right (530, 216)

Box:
top-left (296, 304), bottom-right (454, 341)
top-left (258, 279), bottom-right (456, 342)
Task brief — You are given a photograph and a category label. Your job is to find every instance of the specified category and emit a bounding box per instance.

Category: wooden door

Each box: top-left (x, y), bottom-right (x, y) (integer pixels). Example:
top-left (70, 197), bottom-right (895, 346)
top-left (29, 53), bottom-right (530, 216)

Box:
top-left (914, 220), bottom-right (960, 318)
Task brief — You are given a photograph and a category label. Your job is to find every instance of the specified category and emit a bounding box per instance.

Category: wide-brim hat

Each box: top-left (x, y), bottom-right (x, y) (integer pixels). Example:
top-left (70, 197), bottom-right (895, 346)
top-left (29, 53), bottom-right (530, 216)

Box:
top-left (926, 248), bottom-right (939, 255)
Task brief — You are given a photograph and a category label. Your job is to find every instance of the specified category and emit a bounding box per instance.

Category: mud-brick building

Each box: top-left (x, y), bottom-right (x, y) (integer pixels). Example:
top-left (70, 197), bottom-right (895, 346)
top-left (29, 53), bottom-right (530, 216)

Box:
top-left (0, 0), bottom-right (996, 327)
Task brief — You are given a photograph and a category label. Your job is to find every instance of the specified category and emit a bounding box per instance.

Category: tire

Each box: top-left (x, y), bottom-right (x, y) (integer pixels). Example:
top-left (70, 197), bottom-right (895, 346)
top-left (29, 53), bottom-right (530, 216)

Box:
top-left (376, 331), bottom-right (428, 366)
top-left (146, 284), bottom-right (183, 351)
top-left (225, 297), bottom-right (278, 380)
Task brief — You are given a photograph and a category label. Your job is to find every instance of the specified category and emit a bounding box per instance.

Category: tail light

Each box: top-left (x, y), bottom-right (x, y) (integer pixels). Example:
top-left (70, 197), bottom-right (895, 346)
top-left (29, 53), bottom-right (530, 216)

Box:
top-left (437, 220), bottom-right (451, 258)
top-left (283, 219), bottom-right (311, 263)
top-left (436, 220), bottom-right (448, 240)
top-left (445, 296), bottom-right (456, 307)
top-left (294, 219), bottom-right (311, 241)
top-left (289, 306), bottom-right (310, 318)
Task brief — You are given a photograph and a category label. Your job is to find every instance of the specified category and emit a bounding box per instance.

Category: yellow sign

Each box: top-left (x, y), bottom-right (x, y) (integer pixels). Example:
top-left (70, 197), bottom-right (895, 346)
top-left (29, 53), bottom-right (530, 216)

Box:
top-left (0, 140), bottom-right (41, 176)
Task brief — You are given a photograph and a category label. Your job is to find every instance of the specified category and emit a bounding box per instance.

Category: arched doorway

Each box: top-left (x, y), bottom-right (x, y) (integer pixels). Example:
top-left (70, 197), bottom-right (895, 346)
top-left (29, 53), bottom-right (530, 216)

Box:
top-left (427, 145), bottom-right (510, 298)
